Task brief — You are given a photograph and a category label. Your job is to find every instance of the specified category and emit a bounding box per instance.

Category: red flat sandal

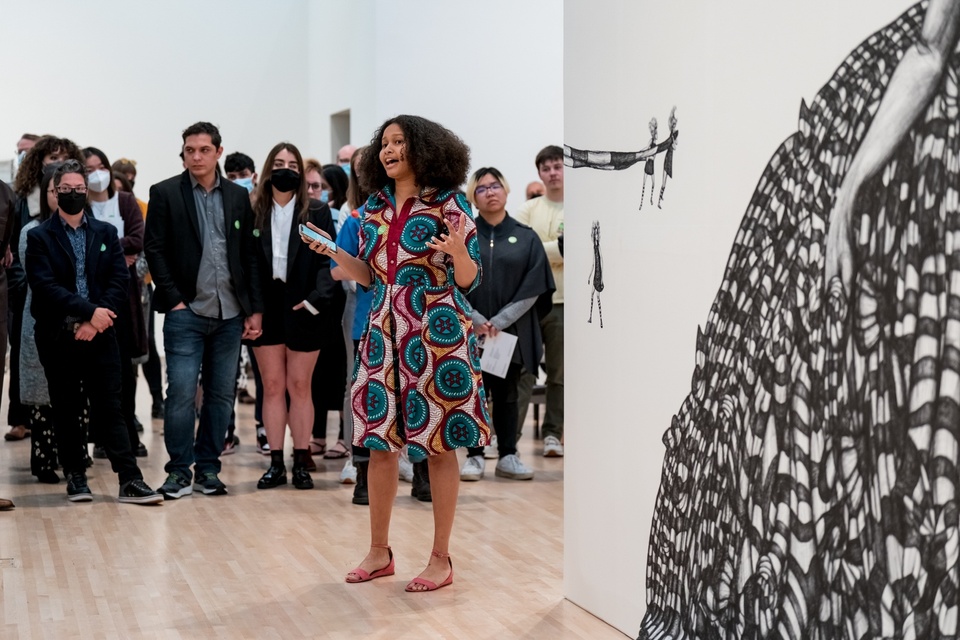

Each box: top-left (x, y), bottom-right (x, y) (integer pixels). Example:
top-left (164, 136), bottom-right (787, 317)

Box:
top-left (405, 549), bottom-right (453, 592)
top-left (346, 544), bottom-right (395, 583)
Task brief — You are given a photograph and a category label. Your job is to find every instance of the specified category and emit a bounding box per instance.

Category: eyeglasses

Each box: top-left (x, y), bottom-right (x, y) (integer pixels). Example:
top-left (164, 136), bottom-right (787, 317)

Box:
top-left (306, 182), bottom-right (322, 191)
top-left (56, 186), bottom-right (88, 195)
top-left (474, 183), bottom-right (503, 197)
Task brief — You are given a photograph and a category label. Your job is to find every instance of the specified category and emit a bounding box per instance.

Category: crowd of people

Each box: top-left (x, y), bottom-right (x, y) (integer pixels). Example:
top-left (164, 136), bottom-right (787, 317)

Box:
top-left (0, 118), bottom-right (566, 589)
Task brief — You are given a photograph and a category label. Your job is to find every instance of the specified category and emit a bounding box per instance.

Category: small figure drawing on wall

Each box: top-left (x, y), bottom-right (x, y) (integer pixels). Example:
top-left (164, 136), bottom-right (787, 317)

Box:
top-left (640, 118), bottom-right (657, 210)
top-left (657, 107), bottom-right (677, 208)
top-left (639, 2), bottom-right (960, 639)
top-left (565, 107), bottom-right (678, 210)
top-left (587, 220), bottom-right (603, 328)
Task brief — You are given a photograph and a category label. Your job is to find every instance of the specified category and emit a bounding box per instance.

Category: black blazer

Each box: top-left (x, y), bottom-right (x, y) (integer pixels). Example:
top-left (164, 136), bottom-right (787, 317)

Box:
top-left (144, 171), bottom-right (263, 315)
top-left (25, 214), bottom-right (129, 342)
top-left (256, 199), bottom-right (341, 312)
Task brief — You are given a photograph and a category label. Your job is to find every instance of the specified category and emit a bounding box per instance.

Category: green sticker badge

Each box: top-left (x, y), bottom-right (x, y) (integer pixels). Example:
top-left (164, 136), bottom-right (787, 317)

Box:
top-left (378, 225), bottom-right (388, 236)
top-left (234, 220), bottom-right (241, 230)
top-left (508, 236), bottom-right (518, 244)
top-left (253, 229), bottom-right (260, 238)
top-left (100, 243), bottom-right (106, 252)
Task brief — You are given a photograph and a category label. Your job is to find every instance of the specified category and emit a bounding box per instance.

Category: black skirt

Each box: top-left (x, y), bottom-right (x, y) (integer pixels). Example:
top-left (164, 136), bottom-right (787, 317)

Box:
top-left (246, 278), bottom-right (324, 352)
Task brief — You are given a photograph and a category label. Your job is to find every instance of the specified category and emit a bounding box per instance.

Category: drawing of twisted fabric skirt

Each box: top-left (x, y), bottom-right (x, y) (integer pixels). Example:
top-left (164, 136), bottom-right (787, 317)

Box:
top-left (640, 4), bottom-right (960, 638)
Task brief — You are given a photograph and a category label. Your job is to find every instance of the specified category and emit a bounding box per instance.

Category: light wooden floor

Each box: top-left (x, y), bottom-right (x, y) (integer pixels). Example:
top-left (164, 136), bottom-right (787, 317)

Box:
top-left (0, 372), bottom-right (626, 639)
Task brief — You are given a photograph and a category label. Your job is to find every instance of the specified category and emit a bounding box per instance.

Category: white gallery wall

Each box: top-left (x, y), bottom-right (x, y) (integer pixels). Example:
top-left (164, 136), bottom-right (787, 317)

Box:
top-left (563, 0), bottom-right (911, 635)
top-left (0, 0), bottom-right (311, 194)
top-left (307, 0), bottom-right (563, 213)
top-left (1, 0), bottom-right (561, 215)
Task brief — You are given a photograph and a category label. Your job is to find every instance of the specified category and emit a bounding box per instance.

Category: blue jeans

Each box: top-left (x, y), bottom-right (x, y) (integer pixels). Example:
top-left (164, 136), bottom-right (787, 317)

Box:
top-left (162, 309), bottom-right (243, 479)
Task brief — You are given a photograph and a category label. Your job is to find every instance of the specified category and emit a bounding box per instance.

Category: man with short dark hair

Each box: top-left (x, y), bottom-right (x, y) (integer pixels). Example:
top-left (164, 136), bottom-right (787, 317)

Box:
top-left (26, 160), bottom-right (161, 504)
top-left (514, 145), bottom-right (565, 457)
top-left (145, 122), bottom-right (263, 498)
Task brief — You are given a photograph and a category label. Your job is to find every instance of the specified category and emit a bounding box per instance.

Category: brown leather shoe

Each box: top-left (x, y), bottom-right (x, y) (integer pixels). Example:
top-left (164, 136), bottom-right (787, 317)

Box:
top-left (0, 498), bottom-right (14, 511)
top-left (4, 425), bottom-right (30, 441)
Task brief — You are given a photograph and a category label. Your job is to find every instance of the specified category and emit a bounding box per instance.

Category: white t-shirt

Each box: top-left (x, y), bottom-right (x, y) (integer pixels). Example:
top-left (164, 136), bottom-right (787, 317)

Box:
top-left (90, 195), bottom-right (125, 236)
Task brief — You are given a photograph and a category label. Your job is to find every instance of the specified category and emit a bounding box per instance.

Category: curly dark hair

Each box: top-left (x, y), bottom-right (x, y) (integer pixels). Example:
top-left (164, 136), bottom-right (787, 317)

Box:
top-left (358, 115), bottom-right (470, 195)
top-left (13, 135), bottom-right (84, 198)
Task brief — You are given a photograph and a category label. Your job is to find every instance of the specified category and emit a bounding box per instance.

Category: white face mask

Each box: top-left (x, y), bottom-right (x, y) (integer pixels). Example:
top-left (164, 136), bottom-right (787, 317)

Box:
top-left (87, 169), bottom-right (111, 193)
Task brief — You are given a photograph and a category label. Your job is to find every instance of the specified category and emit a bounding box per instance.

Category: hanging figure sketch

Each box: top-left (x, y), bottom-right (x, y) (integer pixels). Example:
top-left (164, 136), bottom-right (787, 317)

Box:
top-left (640, 118), bottom-right (657, 210)
top-left (657, 107), bottom-right (677, 208)
top-left (587, 220), bottom-right (603, 328)
top-left (565, 108), bottom-right (678, 210)
top-left (640, 2), bottom-right (960, 639)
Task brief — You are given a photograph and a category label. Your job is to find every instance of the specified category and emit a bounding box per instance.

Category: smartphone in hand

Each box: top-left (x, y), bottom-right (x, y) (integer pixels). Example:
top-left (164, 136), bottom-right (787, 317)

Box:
top-left (299, 224), bottom-right (338, 253)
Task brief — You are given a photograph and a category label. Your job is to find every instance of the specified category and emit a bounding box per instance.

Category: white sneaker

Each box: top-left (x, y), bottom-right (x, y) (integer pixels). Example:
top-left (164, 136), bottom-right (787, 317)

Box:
top-left (483, 434), bottom-right (499, 459)
top-left (495, 454), bottom-right (534, 480)
top-left (460, 455), bottom-right (485, 481)
top-left (543, 435), bottom-right (564, 457)
top-left (398, 450), bottom-right (414, 483)
top-left (339, 458), bottom-right (357, 484)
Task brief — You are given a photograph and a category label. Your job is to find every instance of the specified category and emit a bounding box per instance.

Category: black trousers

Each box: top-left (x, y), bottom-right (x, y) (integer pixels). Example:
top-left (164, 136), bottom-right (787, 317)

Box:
top-left (7, 290), bottom-right (28, 427)
top-left (467, 362), bottom-right (521, 459)
top-left (36, 326), bottom-right (141, 484)
top-left (141, 283), bottom-right (164, 405)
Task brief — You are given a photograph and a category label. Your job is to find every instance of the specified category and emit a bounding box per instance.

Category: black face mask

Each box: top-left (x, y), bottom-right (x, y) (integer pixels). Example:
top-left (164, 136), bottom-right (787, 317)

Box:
top-left (271, 168), bottom-right (301, 193)
top-left (57, 190), bottom-right (87, 216)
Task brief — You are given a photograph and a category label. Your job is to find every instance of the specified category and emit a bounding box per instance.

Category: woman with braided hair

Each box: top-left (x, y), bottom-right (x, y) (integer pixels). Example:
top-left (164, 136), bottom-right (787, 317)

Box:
top-left (641, 2), bottom-right (960, 638)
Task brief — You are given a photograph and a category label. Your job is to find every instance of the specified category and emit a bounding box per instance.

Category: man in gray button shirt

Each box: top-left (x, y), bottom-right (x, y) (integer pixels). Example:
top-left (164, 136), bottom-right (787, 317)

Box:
top-left (144, 122), bottom-right (264, 499)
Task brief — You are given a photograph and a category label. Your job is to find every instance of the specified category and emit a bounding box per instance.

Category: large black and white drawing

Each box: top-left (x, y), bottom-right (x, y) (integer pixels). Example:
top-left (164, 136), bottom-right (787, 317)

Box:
top-left (640, 2), bottom-right (960, 639)
top-left (565, 107), bottom-right (678, 210)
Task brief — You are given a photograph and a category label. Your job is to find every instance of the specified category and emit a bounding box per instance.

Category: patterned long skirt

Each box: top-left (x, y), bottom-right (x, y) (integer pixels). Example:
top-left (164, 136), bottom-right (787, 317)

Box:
top-left (640, 4), bottom-right (960, 639)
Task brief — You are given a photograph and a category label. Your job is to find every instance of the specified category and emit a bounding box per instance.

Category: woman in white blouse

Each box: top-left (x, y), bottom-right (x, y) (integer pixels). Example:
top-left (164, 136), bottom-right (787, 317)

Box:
top-left (247, 143), bottom-right (340, 490)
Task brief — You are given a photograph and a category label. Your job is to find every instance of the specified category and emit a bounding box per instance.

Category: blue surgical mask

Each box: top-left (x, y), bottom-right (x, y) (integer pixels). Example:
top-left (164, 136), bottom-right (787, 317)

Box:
top-left (320, 189), bottom-right (330, 204)
top-left (340, 163), bottom-right (351, 177)
top-left (233, 176), bottom-right (254, 193)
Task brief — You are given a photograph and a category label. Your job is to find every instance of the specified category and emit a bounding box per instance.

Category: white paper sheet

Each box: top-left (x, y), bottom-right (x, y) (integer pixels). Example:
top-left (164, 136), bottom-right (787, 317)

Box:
top-left (479, 331), bottom-right (518, 378)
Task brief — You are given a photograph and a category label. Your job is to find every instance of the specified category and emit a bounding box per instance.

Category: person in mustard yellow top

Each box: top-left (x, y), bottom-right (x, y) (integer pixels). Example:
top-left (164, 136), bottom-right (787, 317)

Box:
top-left (513, 145), bottom-right (564, 457)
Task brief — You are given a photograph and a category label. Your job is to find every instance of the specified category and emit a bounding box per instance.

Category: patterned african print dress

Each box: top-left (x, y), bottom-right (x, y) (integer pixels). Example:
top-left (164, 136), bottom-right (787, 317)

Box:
top-left (640, 3), bottom-right (960, 639)
top-left (351, 185), bottom-right (491, 460)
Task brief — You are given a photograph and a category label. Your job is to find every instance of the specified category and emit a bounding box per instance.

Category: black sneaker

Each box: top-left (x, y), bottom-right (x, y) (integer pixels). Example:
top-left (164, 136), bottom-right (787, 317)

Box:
top-left (135, 442), bottom-right (148, 457)
top-left (66, 473), bottom-right (93, 502)
top-left (92, 445), bottom-right (108, 459)
top-left (194, 472), bottom-right (228, 496)
top-left (119, 479), bottom-right (163, 505)
top-left (256, 425), bottom-right (270, 455)
top-left (157, 472), bottom-right (193, 499)
top-left (133, 416), bottom-right (144, 434)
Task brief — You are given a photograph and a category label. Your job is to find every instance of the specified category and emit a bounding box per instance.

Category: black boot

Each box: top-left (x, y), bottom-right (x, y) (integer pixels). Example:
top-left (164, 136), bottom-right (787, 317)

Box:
top-left (257, 450), bottom-right (287, 489)
top-left (411, 460), bottom-right (432, 502)
top-left (353, 460), bottom-right (369, 505)
top-left (292, 449), bottom-right (314, 490)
